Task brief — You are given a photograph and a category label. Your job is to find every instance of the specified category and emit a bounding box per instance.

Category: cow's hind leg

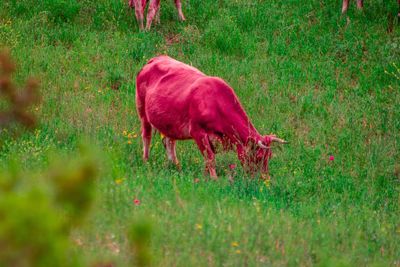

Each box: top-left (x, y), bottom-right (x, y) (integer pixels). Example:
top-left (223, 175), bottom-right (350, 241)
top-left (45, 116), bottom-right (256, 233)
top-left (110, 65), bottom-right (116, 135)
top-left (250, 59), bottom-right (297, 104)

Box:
top-left (174, 0), bottom-right (186, 21)
top-left (155, 8), bottom-right (161, 24)
top-left (342, 0), bottom-right (363, 13)
top-left (356, 0), bottom-right (363, 10)
top-left (342, 0), bottom-right (350, 13)
top-left (398, 0), bottom-right (400, 23)
top-left (190, 128), bottom-right (217, 179)
top-left (146, 0), bottom-right (161, 30)
top-left (133, 0), bottom-right (146, 30)
top-left (162, 137), bottom-right (181, 169)
top-left (140, 120), bottom-right (152, 161)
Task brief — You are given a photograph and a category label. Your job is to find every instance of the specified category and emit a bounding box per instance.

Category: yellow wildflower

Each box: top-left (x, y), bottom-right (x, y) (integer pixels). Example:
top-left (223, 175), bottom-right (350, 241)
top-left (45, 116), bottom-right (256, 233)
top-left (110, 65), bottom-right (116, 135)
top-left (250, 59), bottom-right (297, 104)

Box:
top-left (115, 178), bottom-right (123, 185)
top-left (231, 241), bottom-right (239, 247)
top-left (235, 250), bottom-right (241, 254)
top-left (127, 140), bottom-right (132, 145)
top-left (195, 224), bottom-right (203, 230)
top-left (122, 130), bottom-right (128, 136)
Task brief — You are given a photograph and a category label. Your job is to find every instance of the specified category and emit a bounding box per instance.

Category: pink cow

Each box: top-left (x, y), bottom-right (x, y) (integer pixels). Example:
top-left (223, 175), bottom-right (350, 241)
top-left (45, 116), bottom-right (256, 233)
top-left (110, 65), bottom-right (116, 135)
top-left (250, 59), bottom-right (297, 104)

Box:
top-left (136, 56), bottom-right (287, 179)
top-left (129, 0), bottom-right (185, 30)
top-left (342, 0), bottom-right (400, 18)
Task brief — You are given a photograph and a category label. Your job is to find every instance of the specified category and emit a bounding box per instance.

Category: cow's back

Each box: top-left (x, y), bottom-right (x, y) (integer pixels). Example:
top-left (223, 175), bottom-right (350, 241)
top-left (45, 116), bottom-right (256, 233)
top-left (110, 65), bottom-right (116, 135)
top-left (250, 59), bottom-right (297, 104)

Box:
top-left (137, 56), bottom-right (205, 90)
top-left (136, 56), bottom-right (253, 141)
top-left (136, 56), bottom-right (206, 139)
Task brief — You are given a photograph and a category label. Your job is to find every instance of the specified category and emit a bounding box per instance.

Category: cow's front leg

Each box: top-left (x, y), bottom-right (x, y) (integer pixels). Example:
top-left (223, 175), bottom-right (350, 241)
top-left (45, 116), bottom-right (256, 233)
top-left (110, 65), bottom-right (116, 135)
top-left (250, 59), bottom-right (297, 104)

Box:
top-left (174, 0), bottom-right (186, 21)
top-left (162, 137), bottom-right (181, 169)
top-left (356, 0), bottom-right (363, 9)
top-left (146, 0), bottom-right (161, 30)
top-left (236, 143), bottom-right (247, 169)
top-left (191, 130), bottom-right (217, 179)
top-left (342, 0), bottom-right (350, 13)
top-left (133, 0), bottom-right (146, 30)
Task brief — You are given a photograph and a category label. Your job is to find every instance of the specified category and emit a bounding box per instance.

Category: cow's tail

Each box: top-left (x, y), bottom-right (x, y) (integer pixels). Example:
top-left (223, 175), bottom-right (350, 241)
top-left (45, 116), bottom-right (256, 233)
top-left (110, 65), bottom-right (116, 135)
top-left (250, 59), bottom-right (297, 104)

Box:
top-left (135, 57), bottom-right (158, 120)
top-left (135, 67), bottom-right (146, 120)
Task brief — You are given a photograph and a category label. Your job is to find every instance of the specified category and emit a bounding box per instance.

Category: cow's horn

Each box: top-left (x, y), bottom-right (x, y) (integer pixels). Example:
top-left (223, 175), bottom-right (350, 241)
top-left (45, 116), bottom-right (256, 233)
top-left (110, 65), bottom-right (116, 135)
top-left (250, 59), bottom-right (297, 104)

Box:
top-left (257, 140), bottom-right (269, 149)
top-left (270, 137), bottom-right (288, 144)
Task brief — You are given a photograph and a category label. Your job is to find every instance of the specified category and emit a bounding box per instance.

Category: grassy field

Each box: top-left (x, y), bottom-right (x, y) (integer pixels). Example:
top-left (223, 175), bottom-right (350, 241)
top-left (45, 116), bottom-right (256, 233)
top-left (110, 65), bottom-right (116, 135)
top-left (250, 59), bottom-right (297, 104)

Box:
top-left (1, 0), bottom-right (399, 266)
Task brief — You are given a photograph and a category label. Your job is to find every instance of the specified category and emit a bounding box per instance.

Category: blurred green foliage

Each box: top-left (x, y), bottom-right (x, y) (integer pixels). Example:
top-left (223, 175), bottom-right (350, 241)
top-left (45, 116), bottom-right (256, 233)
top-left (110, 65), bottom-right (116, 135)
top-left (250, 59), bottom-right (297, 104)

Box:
top-left (129, 219), bottom-right (152, 267)
top-left (0, 146), bottom-right (98, 267)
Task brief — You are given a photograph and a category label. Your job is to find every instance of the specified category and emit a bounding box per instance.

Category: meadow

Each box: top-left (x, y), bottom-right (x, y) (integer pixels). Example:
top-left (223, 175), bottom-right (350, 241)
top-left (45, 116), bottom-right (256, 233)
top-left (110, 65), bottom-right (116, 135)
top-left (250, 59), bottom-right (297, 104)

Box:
top-left (0, 0), bottom-right (399, 266)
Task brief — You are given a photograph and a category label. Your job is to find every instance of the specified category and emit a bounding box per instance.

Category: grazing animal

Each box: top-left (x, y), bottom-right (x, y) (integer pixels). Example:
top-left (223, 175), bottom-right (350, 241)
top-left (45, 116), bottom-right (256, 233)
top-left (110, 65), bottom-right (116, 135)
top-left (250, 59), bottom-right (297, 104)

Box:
top-left (129, 0), bottom-right (185, 30)
top-left (342, 0), bottom-right (400, 19)
top-left (136, 56), bottom-right (287, 179)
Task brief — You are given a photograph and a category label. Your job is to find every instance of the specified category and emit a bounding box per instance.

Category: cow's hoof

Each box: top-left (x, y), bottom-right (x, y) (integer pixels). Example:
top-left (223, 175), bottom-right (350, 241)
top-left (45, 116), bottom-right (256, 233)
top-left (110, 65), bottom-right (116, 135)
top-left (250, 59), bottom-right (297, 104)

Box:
top-left (209, 172), bottom-right (218, 180)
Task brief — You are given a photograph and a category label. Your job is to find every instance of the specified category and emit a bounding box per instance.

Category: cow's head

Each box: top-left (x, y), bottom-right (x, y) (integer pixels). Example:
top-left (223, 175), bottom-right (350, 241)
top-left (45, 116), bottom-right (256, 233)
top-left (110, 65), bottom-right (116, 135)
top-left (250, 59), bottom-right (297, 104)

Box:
top-left (242, 135), bottom-right (287, 175)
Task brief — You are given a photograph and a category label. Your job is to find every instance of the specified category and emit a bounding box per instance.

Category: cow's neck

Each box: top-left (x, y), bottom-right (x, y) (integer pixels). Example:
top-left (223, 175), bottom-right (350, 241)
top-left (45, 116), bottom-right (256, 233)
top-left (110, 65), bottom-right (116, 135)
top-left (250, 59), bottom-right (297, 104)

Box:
top-left (228, 121), bottom-right (260, 146)
top-left (229, 124), bottom-right (260, 167)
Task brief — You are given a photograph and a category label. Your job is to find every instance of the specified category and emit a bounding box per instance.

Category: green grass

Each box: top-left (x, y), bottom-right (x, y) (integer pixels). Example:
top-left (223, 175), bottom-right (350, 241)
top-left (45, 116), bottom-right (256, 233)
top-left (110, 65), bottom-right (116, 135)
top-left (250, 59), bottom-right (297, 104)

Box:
top-left (1, 0), bottom-right (399, 266)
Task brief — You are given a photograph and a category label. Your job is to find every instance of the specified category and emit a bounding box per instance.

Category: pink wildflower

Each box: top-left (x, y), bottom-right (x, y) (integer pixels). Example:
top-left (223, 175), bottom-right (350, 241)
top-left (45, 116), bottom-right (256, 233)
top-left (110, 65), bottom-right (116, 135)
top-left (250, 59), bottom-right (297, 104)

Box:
top-left (133, 198), bottom-right (141, 206)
